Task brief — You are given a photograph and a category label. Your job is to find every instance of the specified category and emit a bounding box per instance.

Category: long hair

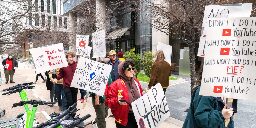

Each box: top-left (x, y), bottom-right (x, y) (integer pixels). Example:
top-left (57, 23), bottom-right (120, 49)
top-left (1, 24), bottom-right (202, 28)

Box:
top-left (155, 50), bottom-right (165, 63)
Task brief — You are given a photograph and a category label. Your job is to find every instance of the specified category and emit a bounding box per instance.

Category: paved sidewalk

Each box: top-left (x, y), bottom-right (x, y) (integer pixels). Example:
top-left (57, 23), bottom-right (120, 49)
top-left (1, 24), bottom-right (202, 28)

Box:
top-left (0, 67), bottom-right (183, 128)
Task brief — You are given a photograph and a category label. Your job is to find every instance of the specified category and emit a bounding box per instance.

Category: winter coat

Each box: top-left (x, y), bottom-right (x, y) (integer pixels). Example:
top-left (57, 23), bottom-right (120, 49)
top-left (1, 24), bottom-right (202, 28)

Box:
top-left (2, 58), bottom-right (18, 71)
top-left (148, 60), bottom-right (171, 89)
top-left (57, 62), bottom-right (77, 87)
top-left (183, 87), bottom-right (234, 128)
top-left (108, 59), bottom-right (120, 81)
top-left (105, 78), bottom-right (143, 126)
top-left (45, 71), bottom-right (53, 90)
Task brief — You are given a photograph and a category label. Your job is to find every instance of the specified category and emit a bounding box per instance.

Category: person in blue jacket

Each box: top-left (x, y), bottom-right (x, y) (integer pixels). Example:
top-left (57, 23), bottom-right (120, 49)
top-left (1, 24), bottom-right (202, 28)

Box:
top-left (183, 57), bottom-right (234, 128)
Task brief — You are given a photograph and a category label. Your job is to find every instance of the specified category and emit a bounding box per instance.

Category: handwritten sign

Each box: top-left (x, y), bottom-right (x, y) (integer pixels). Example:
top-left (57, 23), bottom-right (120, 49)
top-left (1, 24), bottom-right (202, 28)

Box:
top-left (71, 58), bottom-right (112, 96)
top-left (92, 30), bottom-right (106, 58)
top-left (197, 3), bottom-right (252, 57)
top-left (29, 43), bottom-right (68, 74)
top-left (156, 42), bottom-right (172, 65)
top-left (131, 84), bottom-right (170, 128)
top-left (200, 17), bottom-right (256, 100)
top-left (76, 35), bottom-right (90, 56)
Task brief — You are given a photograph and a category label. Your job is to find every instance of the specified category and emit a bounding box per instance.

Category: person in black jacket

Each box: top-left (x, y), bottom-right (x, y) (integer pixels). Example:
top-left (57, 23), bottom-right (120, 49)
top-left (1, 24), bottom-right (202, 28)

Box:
top-left (2, 55), bottom-right (18, 84)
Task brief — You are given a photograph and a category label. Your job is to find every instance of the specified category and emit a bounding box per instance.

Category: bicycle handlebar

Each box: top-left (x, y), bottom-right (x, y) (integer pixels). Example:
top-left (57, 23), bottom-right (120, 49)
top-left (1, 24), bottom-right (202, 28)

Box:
top-left (2, 85), bottom-right (35, 95)
top-left (35, 103), bottom-right (77, 128)
top-left (64, 114), bottom-right (91, 128)
top-left (12, 100), bottom-right (55, 107)
top-left (2, 82), bottom-right (33, 91)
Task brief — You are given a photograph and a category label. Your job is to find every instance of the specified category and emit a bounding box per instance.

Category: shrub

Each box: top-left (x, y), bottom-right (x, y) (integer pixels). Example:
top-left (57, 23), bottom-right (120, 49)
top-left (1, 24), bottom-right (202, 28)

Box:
top-left (141, 51), bottom-right (153, 77)
top-left (124, 48), bottom-right (141, 73)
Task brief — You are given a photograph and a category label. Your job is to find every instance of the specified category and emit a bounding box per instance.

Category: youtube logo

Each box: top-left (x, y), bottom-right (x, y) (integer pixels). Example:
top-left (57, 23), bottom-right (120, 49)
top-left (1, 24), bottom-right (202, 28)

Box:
top-left (213, 86), bottom-right (223, 93)
top-left (220, 48), bottom-right (230, 55)
top-left (79, 40), bottom-right (86, 47)
top-left (222, 29), bottom-right (231, 36)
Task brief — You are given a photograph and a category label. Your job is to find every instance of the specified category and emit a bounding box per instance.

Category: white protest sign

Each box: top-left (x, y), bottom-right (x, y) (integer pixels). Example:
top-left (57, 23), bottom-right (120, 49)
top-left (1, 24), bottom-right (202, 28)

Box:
top-left (92, 30), bottom-right (106, 58)
top-left (197, 3), bottom-right (252, 57)
top-left (71, 58), bottom-right (112, 96)
top-left (29, 43), bottom-right (68, 74)
top-left (131, 84), bottom-right (170, 128)
top-left (156, 42), bottom-right (172, 65)
top-left (76, 35), bottom-right (90, 56)
top-left (200, 17), bottom-right (256, 100)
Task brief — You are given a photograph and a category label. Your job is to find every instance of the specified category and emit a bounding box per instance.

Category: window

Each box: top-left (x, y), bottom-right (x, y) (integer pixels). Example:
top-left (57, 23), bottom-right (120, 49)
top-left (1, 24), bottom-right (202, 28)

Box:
top-left (41, 15), bottom-right (45, 27)
top-left (41, 0), bottom-right (44, 12)
top-left (48, 16), bottom-right (51, 27)
top-left (35, 0), bottom-right (38, 12)
top-left (53, 16), bottom-right (57, 28)
top-left (35, 14), bottom-right (39, 26)
top-left (64, 17), bottom-right (67, 29)
top-left (29, 13), bottom-right (32, 25)
top-left (59, 17), bottom-right (62, 28)
top-left (52, 0), bottom-right (56, 14)
top-left (47, 0), bottom-right (50, 13)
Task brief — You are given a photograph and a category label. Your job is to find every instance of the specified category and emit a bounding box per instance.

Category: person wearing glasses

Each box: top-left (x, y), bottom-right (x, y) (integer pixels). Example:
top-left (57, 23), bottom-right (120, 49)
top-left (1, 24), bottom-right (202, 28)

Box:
top-left (148, 50), bottom-right (172, 94)
top-left (105, 59), bottom-right (143, 128)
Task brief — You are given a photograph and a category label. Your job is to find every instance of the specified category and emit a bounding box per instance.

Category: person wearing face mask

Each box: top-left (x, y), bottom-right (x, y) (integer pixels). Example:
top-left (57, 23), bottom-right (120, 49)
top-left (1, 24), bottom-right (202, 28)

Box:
top-left (2, 55), bottom-right (18, 84)
top-left (105, 59), bottom-right (143, 128)
top-left (52, 51), bottom-right (78, 114)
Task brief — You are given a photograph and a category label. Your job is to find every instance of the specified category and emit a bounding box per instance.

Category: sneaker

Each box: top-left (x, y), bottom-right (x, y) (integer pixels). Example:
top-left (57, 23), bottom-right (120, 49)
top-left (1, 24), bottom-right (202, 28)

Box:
top-left (10, 81), bottom-right (15, 83)
top-left (5, 81), bottom-right (8, 84)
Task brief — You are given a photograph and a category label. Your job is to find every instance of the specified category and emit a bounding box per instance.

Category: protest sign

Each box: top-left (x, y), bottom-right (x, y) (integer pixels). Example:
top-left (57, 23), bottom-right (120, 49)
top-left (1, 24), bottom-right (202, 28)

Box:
top-left (71, 58), bottom-right (111, 96)
top-left (156, 42), bottom-right (172, 65)
top-left (76, 35), bottom-right (90, 56)
top-left (29, 43), bottom-right (68, 74)
top-left (92, 30), bottom-right (106, 58)
top-left (131, 84), bottom-right (170, 128)
top-left (200, 17), bottom-right (256, 100)
top-left (197, 3), bottom-right (252, 57)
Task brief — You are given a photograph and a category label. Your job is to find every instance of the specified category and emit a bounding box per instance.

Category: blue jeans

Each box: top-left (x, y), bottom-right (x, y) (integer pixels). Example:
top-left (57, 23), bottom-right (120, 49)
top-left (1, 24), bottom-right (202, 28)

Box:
top-left (60, 86), bottom-right (67, 111)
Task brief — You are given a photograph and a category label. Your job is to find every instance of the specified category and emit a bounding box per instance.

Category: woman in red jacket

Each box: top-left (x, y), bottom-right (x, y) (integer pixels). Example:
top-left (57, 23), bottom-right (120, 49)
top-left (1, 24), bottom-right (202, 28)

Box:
top-left (105, 59), bottom-right (143, 128)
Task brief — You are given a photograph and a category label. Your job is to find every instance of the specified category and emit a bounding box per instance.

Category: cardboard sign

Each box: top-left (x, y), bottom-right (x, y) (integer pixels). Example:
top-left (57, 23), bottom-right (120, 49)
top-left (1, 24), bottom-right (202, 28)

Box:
top-left (131, 84), bottom-right (170, 128)
top-left (71, 58), bottom-right (112, 96)
top-left (29, 43), bottom-right (68, 74)
top-left (76, 35), bottom-right (90, 56)
top-left (197, 3), bottom-right (252, 57)
top-left (200, 17), bottom-right (256, 100)
top-left (92, 30), bottom-right (106, 58)
top-left (156, 42), bottom-right (172, 65)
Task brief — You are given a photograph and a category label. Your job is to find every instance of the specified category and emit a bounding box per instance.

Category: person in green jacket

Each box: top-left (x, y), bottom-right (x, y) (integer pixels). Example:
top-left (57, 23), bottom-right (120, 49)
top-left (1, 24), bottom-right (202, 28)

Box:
top-left (183, 57), bottom-right (234, 128)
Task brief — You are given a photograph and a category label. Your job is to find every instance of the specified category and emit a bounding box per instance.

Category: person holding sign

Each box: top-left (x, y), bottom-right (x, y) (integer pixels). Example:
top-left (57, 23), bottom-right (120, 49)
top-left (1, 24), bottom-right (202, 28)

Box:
top-left (53, 51), bottom-right (78, 114)
top-left (183, 58), bottom-right (234, 128)
top-left (105, 59), bottom-right (143, 128)
top-left (148, 50), bottom-right (172, 94)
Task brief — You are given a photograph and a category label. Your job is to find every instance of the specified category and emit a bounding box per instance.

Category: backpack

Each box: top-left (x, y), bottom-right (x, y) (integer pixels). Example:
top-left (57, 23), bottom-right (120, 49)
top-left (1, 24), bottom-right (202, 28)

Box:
top-left (182, 85), bottom-right (200, 128)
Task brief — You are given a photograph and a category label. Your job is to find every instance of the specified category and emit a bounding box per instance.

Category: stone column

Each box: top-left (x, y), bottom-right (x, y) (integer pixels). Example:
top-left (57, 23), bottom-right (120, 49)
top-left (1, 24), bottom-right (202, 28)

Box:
top-left (95, 0), bottom-right (106, 30)
top-left (68, 12), bottom-right (76, 51)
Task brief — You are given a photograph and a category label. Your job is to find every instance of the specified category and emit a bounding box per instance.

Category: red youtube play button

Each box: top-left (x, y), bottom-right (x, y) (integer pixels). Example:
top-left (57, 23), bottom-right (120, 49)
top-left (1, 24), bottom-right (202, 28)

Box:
top-left (213, 86), bottom-right (223, 93)
top-left (79, 40), bottom-right (86, 47)
top-left (222, 29), bottom-right (231, 36)
top-left (220, 48), bottom-right (230, 55)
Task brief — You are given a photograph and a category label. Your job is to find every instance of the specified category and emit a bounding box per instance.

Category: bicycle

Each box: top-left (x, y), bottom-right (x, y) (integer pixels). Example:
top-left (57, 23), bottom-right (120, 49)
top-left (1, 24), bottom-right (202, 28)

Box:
top-left (1, 82), bottom-right (54, 128)
top-left (36, 103), bottom-right (92, 128)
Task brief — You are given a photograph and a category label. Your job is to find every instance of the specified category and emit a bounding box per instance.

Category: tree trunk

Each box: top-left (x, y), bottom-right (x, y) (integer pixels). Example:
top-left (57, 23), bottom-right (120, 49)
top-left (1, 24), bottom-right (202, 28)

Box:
top-left (188, 41), bottom-right (197, 95)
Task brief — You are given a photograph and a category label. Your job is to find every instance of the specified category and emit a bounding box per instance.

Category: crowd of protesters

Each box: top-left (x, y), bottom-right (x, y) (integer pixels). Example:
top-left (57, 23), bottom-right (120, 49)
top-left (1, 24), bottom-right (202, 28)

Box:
top-left (2, 49), bottom-right (237, 128)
